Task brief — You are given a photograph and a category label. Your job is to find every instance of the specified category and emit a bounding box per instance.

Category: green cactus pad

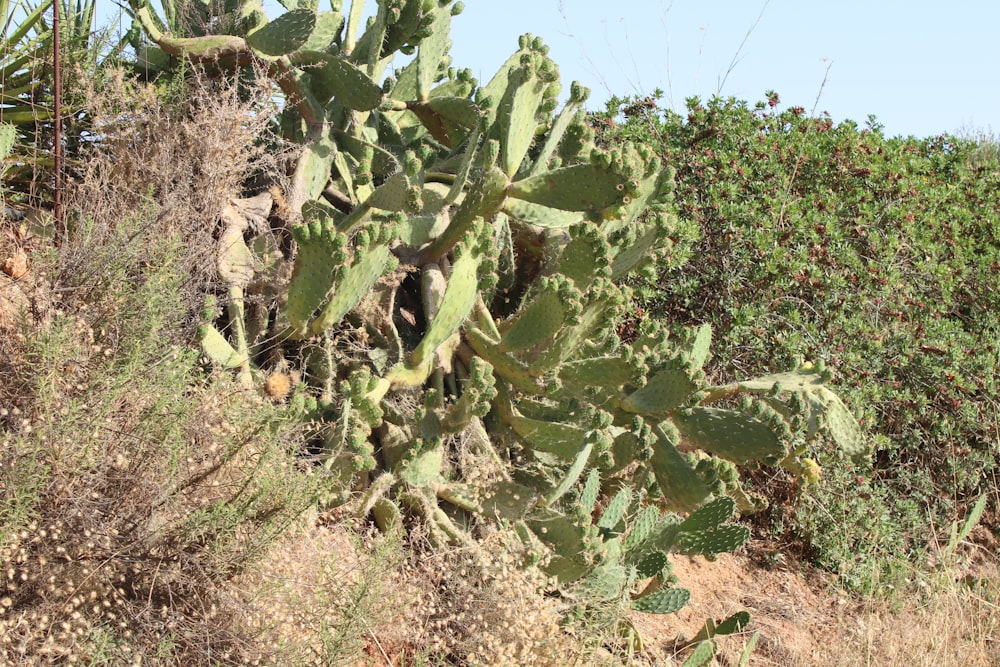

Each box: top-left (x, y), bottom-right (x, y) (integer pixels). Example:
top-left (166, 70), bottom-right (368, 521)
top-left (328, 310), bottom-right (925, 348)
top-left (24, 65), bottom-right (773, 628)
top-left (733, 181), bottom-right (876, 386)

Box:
top-left (372, 497), bottom-right (402, 532)
top-left (609, 224), bottom-right (661, 279)
top-left (729, 370), bottom-right (824, 394)
top-left (529, 512), bottom-right (591, 582)
top-left (422, 167), bottom-right (508, 261)
top-left (529, 83), bottom-right (590, 176)
top-left (478, 45), bottom-right (528, 118)
top-left (315, 239), bottom-right (394, 335)
top-left (415, 4), bottom-right (451, 100)
top-left (650, 425), bottom-right (712, 512)
top-left (547, 438), bottom-right (595, 506)
top-left (578, 468), bottom-right (600, 518)
top-left (545, 555), bottom-right (592, 584)
top-left (682, 640), bottom-right (716, 667)
top-left (308, 54), bottom-right (384, 110)
top-left (366, 172), bottom-right (410, 211)
top-left (581, 562), bottom-right (629, 602)
top-left (558, 225), bottom-right (611, 289)
top-left (675, 525), bottom-right (751, 557)
top-left (465, 327), bottom-right (546, 395)
top-left (679, 496), bottom-right (736, 533)
top-left (674, 407), bottom-right (785, 464)
top-left (247, 8), bottom-right (316, 56)
top-left (508, 413), bottom-right (588, 462)
top-left (198, 324), bottom-right (248, 369)
top-left (398, 212), bottom-right (449, 247)
top-left (440, 359), bottom-right (497, 433)
top-left (287, 218), bottom-right (344, 334)
top-left (480, 481), bottom-right (538, 521)
top-left (811, 386), bottom-right (866, 458)
top-left (714, 611), bottom-right (752, 636)
top-left (388, 58), bottom-right (419, 101)
top-left (502, 198), bottom-right (584, 229)
top-left (498, 290), bottom-right (564, 352)
top-left (426, 96), bottom-right (481, 129)
top-left (559, 356), bottom-right (636, 396)
top-left (597, 488), bottom-right (632, 533)
top-left (410, 236), bottom-right (481, 366)
top-left (381, 0), bottom-right (424, 54)
top-left (0, 125), bottom-right (14, 159)
top-left (295, 130), bottom-right (338, 203)
top-left (497, 66), bottom-right (546, 177)
top-left (402, 447), bottom-right (444, 487)
top-left (509, 164), bottom-right (626, 214)
top-left (625, 506), bottom-right (662, 553)
top-left (529, 291), bottom-right (616, 375)
top-left (300, 10), bottom-right (344, 52)
top-left (604, 168), bottom-right (673, 236)
top-left (334, 130), bottom-right (400, 179)
top-left (621, 368), bottom-right (698, 418)
top-left (635, 550), bottom-right (669, 579)
top-left (687, 324), bottom-right (713, 372)
top-left (408, 97), bottom-right (479, 147)
top-left (631, 587), bottom-right (691, 614)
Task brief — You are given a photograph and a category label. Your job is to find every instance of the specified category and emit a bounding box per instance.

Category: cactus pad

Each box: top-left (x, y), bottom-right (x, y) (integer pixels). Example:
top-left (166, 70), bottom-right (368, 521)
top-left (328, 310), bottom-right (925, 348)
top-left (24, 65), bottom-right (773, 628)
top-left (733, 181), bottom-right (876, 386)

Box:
top-left (498, 290), bottom-right (565, 352)
top-left (631, 587), bottom-right (691, 614)
top-left (635, 550), bottom-right (669, 579)
top-left (287, 218), bottom-right (345, 334)
top-left (502, 198), bottom-right (584, 228)
top-left (410, 235), bottom-right (482, 366)
top-left (650, 425), bottom-right (712, 512)
top-left (247, 8), bottom-right (316, 56)
top-left (675, 525), bottom-right (751, 557)
top-left (621, 368), bottom-right (698, 417)
top-left (198, 325), bottom-right (247, 369)
top-left (508, 164), bottom-right (627, 215)
top-left (310, 55), bottom-right (385, 110)
top-left (679, 496), bottom-right (736, 533)
top-left (300, 10), bottom-right (344, 52)
top-left (674, 407), bottom-right (786, 464)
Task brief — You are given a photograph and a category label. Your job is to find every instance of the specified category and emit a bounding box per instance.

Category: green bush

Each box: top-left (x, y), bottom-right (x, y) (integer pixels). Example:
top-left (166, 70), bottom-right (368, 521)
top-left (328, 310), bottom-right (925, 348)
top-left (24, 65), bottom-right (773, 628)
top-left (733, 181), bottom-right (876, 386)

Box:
top-left (0, 181), bottom-right (324, 666)
top-left (595, 92), bottom-right (1000, 588)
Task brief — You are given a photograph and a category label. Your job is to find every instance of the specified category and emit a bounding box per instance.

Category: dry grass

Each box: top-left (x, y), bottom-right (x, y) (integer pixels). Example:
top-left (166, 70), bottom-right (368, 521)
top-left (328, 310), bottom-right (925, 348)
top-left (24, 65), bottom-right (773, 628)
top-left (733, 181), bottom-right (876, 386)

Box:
top-left (0, 304), bottom-right (321, 664)
top-left (404, 532), bottom-right (585, 667)
top-left (0, 67), bottom-right (321, 665)
top-left (827, 576), bottom-right (999, 667)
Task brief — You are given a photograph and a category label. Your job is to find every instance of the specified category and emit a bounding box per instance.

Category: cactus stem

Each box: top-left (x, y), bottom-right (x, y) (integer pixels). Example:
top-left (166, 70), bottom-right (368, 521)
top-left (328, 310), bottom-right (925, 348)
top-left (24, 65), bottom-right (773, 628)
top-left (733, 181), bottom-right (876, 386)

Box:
top-left (343, 0), bottom-right (367, 55)
top-left (226, 284), bottom-right (253, 388)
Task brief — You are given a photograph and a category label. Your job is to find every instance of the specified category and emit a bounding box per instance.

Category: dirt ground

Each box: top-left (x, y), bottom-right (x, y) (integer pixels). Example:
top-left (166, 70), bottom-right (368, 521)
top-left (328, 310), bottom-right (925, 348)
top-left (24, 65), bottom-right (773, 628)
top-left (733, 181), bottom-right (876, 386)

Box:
top-left (633, 538), bottom-right (998, 667)
top-left (245, 511), bottom-right (998, 667)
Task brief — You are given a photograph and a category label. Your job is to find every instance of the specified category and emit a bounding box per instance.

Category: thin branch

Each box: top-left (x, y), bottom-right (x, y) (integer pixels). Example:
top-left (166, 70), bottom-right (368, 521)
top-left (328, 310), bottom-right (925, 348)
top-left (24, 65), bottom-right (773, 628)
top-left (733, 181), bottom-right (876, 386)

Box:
top-left (717, 0), bottom-right (770, 94)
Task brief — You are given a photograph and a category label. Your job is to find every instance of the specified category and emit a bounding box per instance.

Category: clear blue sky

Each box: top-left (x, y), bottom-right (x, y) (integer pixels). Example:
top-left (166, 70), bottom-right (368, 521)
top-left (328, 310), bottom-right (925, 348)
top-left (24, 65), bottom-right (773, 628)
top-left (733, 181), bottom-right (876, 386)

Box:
top-left (98, 0), bottom-right (999, 139)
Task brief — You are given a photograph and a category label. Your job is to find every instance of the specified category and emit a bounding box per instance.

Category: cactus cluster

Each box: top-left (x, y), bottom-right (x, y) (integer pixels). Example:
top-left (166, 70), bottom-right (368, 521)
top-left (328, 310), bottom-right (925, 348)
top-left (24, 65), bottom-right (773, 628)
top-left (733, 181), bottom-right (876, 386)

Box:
top-left (128, 0), bottom-right (865, 617)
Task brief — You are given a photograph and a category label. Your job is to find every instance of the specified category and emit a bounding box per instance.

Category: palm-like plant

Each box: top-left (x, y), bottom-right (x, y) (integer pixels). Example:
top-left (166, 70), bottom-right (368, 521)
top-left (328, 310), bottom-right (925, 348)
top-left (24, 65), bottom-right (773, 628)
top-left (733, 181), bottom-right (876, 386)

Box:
top-left (1, 0), bottom-right (54, 205)
top-left (1, 0), bottom-right (124, 209)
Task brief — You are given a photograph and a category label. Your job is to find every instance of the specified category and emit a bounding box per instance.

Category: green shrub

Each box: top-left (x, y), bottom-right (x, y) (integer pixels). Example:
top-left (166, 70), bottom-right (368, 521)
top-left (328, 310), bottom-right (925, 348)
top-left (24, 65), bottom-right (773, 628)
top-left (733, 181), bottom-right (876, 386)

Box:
top-left (0, 193), bottom-right (324, 665)
top-left (595, 92), bottom-right (1000, 589)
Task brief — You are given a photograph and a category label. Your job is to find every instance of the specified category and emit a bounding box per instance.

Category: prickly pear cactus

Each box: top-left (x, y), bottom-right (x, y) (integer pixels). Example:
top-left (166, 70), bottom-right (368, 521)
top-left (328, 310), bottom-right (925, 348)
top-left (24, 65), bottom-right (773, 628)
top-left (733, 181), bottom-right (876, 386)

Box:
top-left (129, 0), bottom-right (866, 617)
